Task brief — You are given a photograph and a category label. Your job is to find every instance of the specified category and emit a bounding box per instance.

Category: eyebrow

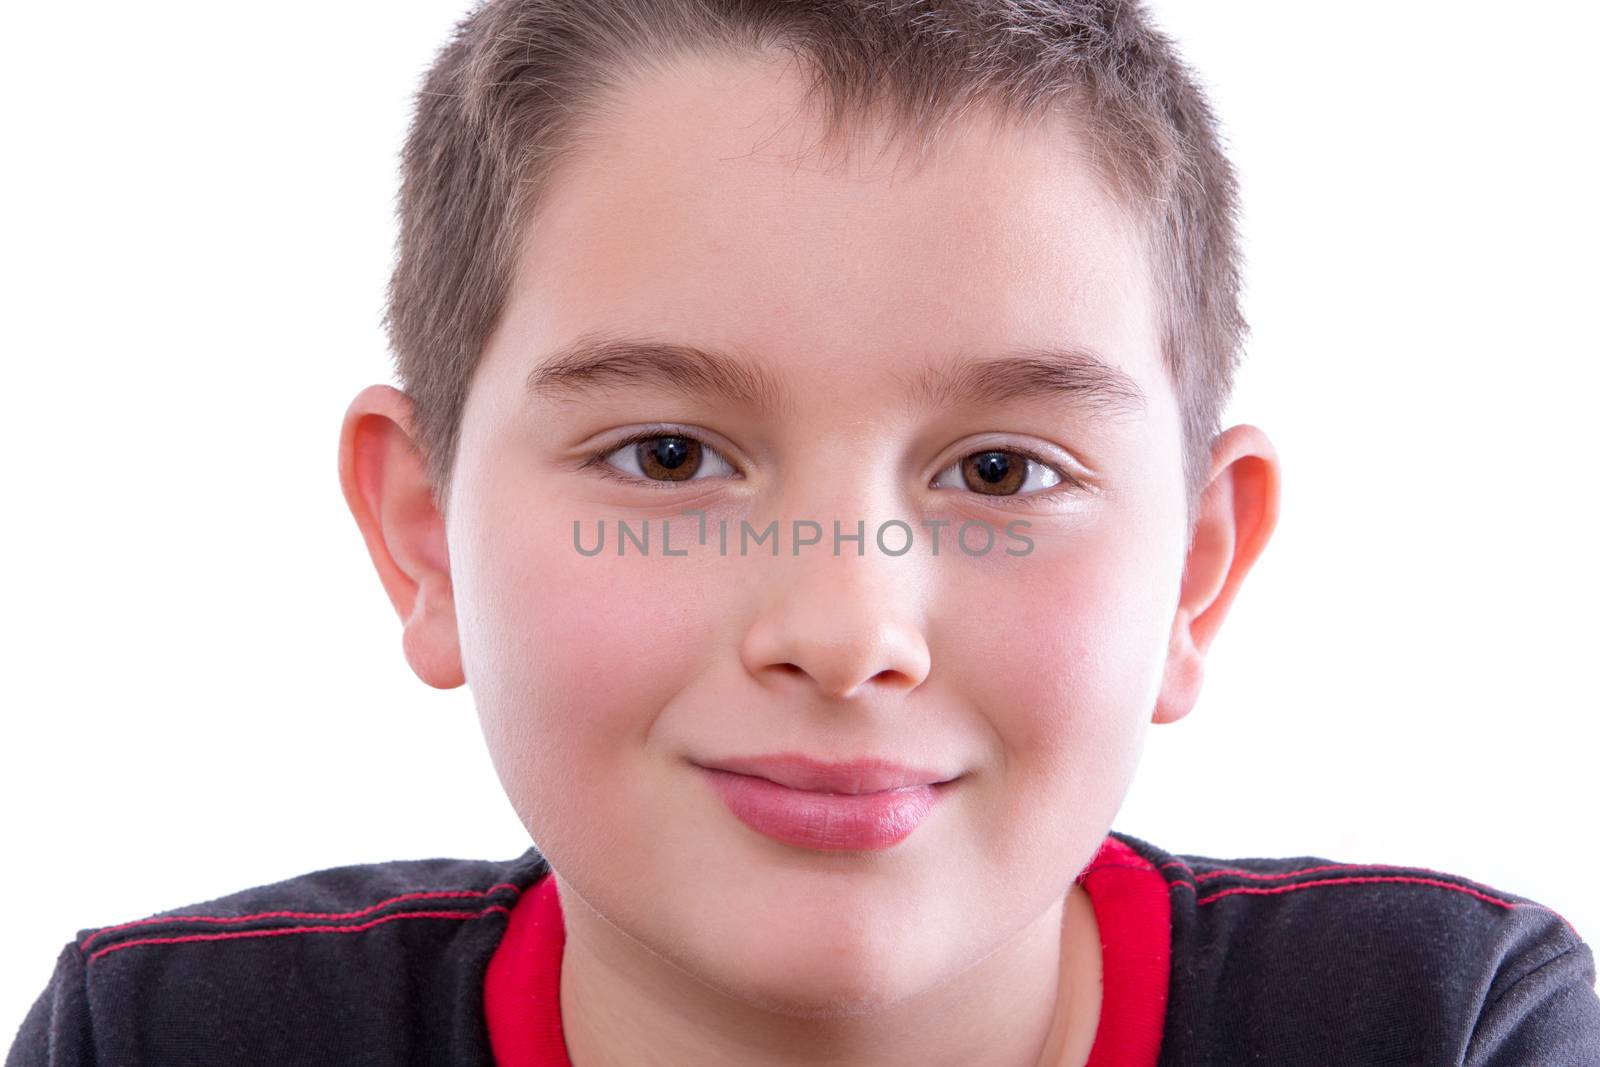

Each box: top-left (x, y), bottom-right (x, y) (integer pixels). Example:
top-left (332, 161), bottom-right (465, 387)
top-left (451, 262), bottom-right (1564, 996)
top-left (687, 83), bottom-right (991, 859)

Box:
top-left (897, 345), bottom-right (1147, 420)
top-left (527, 332), bottom-right (789, 414)
top-left (525, 331), bottom-right (1146, 421)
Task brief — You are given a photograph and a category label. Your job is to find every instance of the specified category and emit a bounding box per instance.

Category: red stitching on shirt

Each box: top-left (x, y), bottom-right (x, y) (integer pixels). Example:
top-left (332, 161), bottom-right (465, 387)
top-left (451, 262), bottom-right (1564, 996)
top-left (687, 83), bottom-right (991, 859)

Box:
top-left (1191, 872), bottom-right (1582, 936)
top-left (79, 885), bottom-right (523, 951)
top-left (1187, 861), bottom-right (1510, 885)
top-left (1196, 874), bottom-right (1524, 908)
top-left (86, 903), bottom-right (514, 964)
top-left (1160, 857), bottom-right (1580, 939)
top-left (1197, 862), bottom-right (1392, 882)
top-left (1165, 855), bottom-right (1539, 894)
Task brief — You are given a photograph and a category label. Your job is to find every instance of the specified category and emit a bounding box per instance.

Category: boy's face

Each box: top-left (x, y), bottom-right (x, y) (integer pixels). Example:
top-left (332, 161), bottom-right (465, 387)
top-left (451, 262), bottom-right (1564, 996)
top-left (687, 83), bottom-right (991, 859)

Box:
top-left (394, 51), bottom-right (1228, 1013)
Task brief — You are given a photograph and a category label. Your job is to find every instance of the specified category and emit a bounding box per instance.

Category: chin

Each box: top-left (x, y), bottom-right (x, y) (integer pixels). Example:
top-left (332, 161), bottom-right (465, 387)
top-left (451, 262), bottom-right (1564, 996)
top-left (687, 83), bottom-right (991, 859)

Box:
top-left (694, 917), bottom-right (937, 1019)
top-left (719, 964), bottom-right (921, 1021)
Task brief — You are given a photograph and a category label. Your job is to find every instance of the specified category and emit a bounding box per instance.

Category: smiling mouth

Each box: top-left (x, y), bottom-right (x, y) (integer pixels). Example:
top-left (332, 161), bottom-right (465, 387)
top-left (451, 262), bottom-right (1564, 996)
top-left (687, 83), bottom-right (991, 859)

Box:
top-left (692, 752), bottom-right (960, 794)
top-left (696, 764), bottom-right (957, 852)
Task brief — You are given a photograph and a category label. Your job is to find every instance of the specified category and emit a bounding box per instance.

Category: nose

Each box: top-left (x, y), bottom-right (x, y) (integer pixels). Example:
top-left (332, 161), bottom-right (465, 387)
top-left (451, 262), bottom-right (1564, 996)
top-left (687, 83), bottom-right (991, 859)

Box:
top-left (738, 528), bottom-right (932, 701)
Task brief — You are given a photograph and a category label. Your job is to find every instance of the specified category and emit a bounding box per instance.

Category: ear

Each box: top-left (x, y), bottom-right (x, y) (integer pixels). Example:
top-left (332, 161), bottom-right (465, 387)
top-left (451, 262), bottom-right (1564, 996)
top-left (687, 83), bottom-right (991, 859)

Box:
top-left (337, 384), bottom-right (465, 689)
top-left (1153, 424), bottom-right (1281, 725)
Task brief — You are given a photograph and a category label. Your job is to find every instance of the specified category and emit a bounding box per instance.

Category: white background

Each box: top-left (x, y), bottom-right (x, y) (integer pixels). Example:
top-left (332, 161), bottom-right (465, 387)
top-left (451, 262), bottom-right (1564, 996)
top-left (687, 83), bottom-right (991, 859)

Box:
top-left (4, 1), bottom-right (1597, 1042)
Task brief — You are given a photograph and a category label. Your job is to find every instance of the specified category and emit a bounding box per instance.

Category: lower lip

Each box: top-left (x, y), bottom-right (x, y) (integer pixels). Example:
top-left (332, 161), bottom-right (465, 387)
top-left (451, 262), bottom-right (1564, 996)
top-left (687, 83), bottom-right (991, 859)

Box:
top-left (699, 767), bottom-right (948, 851)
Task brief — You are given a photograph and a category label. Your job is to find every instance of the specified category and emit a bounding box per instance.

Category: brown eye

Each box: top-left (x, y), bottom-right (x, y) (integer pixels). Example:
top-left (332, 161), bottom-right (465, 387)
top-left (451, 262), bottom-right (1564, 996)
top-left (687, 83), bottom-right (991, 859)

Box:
top-left (637, 436), bottom-right (700, 480)
top-left (962, 451), bottom-right (1024, 495)
top-left (593, 431), bottom-right (738, 485)
top-left (931, 448), bottom-right (1066, 499)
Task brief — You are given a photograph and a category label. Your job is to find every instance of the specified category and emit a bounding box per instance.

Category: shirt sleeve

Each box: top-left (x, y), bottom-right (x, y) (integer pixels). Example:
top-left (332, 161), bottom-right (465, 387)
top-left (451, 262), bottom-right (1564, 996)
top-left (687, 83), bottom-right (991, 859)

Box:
top-left (5, 941), bottom-right (96, 1067)
top-left (1467, 934), bottom-right (1600, 1066)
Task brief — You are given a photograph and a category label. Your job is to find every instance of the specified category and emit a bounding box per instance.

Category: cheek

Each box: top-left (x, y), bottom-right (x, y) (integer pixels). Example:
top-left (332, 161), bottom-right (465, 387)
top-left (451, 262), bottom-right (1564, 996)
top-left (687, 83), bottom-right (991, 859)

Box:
top-left (940, 511), bottom-right (1180, 857)
top-left (454, 497), bottom-right (717, 854)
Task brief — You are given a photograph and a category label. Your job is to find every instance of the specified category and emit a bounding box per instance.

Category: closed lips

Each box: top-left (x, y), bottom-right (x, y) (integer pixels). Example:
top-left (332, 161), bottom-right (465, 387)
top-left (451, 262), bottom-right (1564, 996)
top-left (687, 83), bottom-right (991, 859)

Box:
top-left (694, 753), bottom-right (959, 794)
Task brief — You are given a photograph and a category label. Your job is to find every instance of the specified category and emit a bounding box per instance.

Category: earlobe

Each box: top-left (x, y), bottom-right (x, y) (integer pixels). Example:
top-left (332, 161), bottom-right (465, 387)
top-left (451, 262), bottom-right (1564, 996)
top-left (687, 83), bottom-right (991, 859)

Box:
top-left (1153, 613), bottom-right (1204, 725)
top-left (337, 384), bottom-right (465, 690)
top-left (1152, 424), bottom-right (1281, 725)
top-left (401, 589), bottom-right (466, 690)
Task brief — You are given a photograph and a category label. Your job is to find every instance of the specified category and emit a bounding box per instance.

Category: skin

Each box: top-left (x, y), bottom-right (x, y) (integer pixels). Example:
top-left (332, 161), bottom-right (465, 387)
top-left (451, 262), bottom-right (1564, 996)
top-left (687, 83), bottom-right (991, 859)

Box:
top-left (339, 49), bottom-right (1278, 1067)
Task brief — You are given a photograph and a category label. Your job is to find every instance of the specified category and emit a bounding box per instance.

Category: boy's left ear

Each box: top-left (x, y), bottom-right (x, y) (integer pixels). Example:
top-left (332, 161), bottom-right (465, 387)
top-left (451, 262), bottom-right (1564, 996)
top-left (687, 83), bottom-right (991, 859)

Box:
top-left (1154, 424), bottom-right (1281, 725)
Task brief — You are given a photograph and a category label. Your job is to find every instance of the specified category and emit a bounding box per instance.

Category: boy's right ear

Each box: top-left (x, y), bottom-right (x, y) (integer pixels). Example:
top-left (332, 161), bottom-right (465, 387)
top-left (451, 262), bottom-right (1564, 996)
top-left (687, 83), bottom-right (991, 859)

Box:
top-left (337, 385), bottom-right (465, 689)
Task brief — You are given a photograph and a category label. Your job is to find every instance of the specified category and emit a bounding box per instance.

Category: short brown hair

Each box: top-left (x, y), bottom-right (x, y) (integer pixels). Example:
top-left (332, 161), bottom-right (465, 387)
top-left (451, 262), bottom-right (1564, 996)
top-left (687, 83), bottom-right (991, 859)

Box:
top-left (386, 0), bottom-right (1245, 531)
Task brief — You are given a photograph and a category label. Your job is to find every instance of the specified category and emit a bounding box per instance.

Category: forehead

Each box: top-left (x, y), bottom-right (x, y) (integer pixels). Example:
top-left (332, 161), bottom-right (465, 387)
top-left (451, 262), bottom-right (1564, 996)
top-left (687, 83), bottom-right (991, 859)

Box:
top-left (488, 49), bottom-right (1169, 423)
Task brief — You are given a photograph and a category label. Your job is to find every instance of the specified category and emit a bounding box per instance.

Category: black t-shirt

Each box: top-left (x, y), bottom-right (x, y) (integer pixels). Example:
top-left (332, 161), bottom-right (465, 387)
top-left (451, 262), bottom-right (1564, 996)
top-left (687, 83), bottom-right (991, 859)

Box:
top-left (8, 831), bottom-right (1598, 1065)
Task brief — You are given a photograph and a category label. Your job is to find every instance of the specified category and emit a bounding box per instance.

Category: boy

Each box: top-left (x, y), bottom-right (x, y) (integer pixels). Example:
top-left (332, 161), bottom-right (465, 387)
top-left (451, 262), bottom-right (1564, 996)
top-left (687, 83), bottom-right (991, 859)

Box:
top-left (9, 0), bottom-right (1598, 1064)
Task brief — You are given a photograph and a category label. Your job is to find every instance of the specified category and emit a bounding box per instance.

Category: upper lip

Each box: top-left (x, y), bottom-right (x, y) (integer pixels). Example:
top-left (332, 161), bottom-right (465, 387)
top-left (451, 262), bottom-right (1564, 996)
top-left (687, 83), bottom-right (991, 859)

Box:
top-left (696, 752), bottom-right (958, 794)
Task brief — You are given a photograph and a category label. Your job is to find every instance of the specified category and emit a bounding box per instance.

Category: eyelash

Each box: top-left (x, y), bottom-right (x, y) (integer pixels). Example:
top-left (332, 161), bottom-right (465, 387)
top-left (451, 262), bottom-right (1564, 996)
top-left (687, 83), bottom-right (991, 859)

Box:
top-left (582, 428), bottom-right (1088, 508)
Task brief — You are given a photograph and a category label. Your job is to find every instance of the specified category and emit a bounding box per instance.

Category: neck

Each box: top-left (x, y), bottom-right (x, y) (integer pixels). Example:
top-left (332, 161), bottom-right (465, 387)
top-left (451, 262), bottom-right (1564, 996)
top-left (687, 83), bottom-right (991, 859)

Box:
top-left (556, 878), bottom-right (1101, 1067)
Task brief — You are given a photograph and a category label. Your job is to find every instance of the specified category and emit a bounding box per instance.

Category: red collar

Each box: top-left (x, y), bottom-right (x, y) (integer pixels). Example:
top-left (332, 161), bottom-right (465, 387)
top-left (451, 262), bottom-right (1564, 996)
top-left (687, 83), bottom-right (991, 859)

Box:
top-left (1078, 835), bottom-right (1172, 1067)
top-left (483, 875), bottom-right (568, 1064)
top-left (484, 835), bottom-right (1170, 1066)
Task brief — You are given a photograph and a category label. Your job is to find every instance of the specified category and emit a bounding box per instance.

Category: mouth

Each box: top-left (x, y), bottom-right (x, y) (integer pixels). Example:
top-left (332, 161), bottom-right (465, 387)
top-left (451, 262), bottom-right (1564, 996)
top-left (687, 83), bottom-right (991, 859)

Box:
top-left (692, 754), bottom-right (961, 851)
top-left (693, 752), bottom-right (960, 794)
